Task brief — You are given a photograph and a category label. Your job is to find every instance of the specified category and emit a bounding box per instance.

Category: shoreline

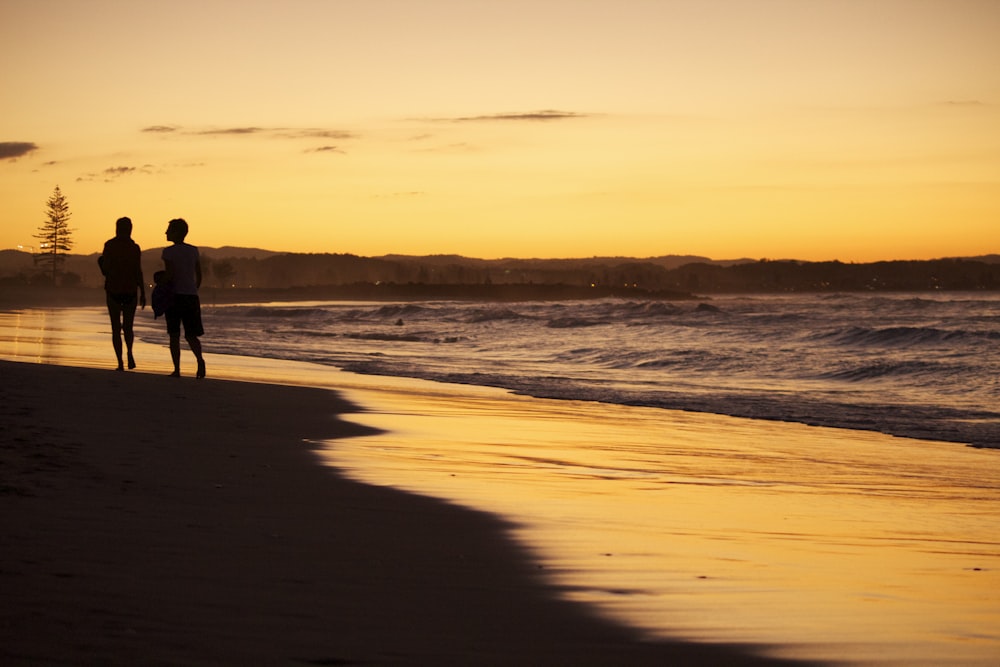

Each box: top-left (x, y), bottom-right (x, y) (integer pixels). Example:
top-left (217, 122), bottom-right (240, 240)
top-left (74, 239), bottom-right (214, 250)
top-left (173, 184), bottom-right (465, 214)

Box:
top-left (0, 360), bottom-right (809, 665)
top-left (4, 283), bottom-right (999, 312)
top-left (4, 296), bottom-right (994, 450)
top-left (0, 284), bottom-right (698, 308)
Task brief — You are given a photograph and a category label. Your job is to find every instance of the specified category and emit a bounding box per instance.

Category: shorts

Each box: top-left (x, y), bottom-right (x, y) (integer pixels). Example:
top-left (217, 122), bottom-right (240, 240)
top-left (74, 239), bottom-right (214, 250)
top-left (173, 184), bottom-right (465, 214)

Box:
top-left (165, 294), bottom-right (204, 338)
top-left (106, 292), bottom-right (138, 328)
top-left (107, 292), bottom-right (137, 307)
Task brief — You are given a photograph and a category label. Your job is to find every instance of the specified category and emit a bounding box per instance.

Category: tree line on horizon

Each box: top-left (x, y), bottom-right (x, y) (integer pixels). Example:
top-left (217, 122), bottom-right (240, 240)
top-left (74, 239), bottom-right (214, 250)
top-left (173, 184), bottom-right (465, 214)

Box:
top-left (2, 246), bottom-right (998, 293)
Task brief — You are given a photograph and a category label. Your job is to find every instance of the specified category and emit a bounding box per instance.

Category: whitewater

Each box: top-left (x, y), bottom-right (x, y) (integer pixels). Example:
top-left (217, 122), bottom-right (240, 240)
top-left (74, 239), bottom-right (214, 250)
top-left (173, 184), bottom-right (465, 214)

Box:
top-left (206, 291), bottom-right (999, 449)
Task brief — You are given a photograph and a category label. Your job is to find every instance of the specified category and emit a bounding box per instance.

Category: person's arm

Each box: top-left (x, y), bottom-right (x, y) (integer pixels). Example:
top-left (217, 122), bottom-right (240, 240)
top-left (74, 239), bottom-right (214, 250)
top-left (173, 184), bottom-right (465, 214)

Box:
top-left (138, 268), bottom-right (147, 308)
top-left (136, 246), bottom-right (146, 308)
top-left (195, 257), bottom-right (202, 289)
top-left (98, 242), bottom-right (108, 277)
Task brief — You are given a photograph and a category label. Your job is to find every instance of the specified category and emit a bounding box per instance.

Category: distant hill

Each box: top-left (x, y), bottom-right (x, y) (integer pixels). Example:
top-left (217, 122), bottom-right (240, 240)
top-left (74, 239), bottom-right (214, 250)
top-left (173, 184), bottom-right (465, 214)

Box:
top-left (141, 246), bottom-right (282, 261)
top-left (201, 246), bottom-right (283, 260)
top-left (2, 247), bottom-right (997, 294)
top-left (952, 254), bottom-right (1000, 264)
top-left (376, 253), bottom-right (753, 270)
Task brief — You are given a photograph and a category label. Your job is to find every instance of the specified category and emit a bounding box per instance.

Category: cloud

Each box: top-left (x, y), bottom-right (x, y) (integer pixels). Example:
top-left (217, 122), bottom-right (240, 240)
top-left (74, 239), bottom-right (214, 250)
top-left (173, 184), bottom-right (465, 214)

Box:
top-left (445, 110), bottom-right (587, 123)
top-left (143, 125), bottom-right (357, 141)
top-left (76, 164), bottom-right (154, 183)
top-left (306, 145), bottom-right (345, 154)
top-left (0, 141), bottom-right (39, 159)
top-left (279, 129), bottom-right (356, 140)
top-left (194, 127), bottom-right (266, 136)
top-left (142, 125), bottom-right (266, 136)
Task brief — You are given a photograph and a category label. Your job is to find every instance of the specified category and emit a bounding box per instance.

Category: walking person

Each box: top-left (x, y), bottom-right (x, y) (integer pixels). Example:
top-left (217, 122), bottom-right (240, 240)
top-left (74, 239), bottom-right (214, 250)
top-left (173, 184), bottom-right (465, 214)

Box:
top-left (161, 218), bottom-right (206, 378)
top-left (98, 216), bottom-right (146, 371)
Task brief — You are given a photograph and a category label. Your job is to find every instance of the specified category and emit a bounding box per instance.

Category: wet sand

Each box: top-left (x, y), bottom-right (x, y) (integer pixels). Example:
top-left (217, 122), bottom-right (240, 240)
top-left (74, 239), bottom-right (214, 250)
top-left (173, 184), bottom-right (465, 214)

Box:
top-left (0, 359), bottom-right (806, 665)
top-left (330, 385), bottom-right (1000, 666)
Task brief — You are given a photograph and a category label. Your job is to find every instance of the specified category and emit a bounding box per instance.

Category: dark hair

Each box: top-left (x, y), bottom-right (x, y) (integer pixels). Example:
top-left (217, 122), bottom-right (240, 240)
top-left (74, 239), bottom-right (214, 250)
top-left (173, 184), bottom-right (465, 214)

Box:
top-left (115, 216), bottom-right (132, 234)
top-left (167, 218), bottom-right (189, 239)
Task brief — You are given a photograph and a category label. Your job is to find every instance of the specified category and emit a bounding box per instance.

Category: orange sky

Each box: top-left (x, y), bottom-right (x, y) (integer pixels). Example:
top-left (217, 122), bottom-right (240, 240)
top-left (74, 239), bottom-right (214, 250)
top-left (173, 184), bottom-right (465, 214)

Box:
top-left (2, 0), bottom-right (998, 261)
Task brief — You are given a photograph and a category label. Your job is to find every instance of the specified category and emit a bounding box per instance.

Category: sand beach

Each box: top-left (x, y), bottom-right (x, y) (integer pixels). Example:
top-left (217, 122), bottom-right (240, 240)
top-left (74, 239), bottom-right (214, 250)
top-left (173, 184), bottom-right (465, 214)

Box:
top-left (2, 303), bottom-right (998, 665)
top-left (0, 358), bottom-right (808, 666)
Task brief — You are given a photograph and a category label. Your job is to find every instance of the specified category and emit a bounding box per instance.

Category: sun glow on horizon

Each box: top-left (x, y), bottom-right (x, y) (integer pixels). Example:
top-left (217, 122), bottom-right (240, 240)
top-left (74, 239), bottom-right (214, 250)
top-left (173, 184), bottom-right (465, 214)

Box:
top-left (2, 0), bottom-right (999, 262)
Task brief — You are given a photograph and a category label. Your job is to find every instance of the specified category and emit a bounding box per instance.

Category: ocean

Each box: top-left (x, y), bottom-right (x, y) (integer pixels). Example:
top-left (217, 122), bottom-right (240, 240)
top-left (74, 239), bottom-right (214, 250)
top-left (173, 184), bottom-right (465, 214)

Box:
top-left (206, 291), bottom-right (1000, 449)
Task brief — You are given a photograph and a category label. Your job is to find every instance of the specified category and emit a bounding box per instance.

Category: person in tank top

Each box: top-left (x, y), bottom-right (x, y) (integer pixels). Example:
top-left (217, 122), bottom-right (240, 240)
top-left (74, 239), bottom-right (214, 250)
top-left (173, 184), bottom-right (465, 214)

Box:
top-left (161, 218), bottom-right (206, 378)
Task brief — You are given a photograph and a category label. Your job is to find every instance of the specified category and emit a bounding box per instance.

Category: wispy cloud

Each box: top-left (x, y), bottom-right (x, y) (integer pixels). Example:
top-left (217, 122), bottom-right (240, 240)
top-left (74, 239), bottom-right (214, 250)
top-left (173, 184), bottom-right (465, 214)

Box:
top-left (942, 100), bottom-right (987, 107)
top-left (442, 110), bottom-right (588, 123)
top-left (0, 141), bottom-right (39, 160)
top-left (194, 127), bottom-right (266, 136)
top-left (306, 145), bottom-right (345, 154)
top-left (77, 164), bottom-right (154, 183)
top-left (278, 129), bottom-right (356, 140)
top-left (142, 125), bottom-right (357, 140)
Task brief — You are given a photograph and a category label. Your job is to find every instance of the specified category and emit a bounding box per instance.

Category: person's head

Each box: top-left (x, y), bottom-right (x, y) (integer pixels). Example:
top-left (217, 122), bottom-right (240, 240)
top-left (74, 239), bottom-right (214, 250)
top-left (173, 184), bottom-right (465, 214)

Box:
top-left (166, 218), bottom-right (188, 243)
top-left (115, 216), bottom-right (132, 237)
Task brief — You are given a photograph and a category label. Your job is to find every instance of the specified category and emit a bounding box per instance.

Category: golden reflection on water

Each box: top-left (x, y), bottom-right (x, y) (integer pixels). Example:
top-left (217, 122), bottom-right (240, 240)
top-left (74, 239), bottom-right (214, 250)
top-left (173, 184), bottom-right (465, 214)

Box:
top-left (325, 387), bottom-right (1000, 666)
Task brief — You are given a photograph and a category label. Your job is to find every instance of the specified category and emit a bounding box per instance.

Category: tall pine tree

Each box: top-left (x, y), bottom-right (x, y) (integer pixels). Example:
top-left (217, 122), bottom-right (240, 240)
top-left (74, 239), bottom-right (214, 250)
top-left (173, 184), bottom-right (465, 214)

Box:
top-left (34, 186), bottom-right (74, 285)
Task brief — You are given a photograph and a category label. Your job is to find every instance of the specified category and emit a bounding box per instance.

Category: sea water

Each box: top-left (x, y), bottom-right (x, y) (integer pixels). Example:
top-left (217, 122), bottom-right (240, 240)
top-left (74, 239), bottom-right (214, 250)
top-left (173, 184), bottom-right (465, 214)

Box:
top-left (205, 292), bottom-right (999, 448)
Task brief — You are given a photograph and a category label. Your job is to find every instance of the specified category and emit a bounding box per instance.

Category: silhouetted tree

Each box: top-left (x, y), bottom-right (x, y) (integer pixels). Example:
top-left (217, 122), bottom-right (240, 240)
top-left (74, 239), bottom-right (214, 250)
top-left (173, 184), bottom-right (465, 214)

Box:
top-left (213, 259), bottom-right (236, 287)
top-left (34, 186), bottom-right (75, 285)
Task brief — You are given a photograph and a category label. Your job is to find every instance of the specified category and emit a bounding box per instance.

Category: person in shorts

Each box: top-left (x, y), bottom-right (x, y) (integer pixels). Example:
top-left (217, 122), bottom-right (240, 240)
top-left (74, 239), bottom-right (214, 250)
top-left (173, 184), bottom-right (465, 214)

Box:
top-left (98, 216), bottom-right (146, 370)
top-left (161, 218), bottom-right (206, 378)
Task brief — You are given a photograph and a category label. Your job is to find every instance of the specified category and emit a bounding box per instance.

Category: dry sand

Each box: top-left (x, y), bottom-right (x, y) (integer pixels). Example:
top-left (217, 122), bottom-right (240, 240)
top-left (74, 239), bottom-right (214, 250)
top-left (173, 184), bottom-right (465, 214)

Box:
top-left (0, 359), bottom-right (810, 666)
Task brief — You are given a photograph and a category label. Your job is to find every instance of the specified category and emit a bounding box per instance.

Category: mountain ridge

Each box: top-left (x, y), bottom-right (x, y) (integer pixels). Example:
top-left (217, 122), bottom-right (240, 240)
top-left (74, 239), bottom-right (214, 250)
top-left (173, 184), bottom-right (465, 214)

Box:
top-left (2, 248), bottom-right (998, 293)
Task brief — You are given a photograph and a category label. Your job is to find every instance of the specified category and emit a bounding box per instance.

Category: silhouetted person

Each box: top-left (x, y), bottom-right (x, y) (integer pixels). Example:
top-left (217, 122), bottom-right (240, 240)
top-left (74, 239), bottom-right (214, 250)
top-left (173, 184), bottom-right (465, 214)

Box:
top-left (161, 218), bottom-right (206, 378)
top-left (98, 216), bottom-right (146, 371)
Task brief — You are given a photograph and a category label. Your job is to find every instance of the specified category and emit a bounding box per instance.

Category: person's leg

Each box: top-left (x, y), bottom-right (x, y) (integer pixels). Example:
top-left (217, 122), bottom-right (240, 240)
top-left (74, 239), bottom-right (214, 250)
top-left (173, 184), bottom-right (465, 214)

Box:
top-left (166, 307), bottom-right (182, 376)
top-left (122, 299), bottom-right (138, 369)
top-left (182, 296), bottom-right (206, 378)
top-left (187, 334), bottom-right (206, 378)
top-left (106, 294), bottom-right (124, 370)
top-left (169, 334), bottom-right (181, 376)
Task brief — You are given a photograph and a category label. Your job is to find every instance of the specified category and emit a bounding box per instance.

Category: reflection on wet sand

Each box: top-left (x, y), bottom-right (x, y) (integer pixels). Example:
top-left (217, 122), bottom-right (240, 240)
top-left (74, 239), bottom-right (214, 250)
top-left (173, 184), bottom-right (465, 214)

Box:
top-left (324, 382), bottom-right (1000, 666)
top-left (1, 308), bottom-right (111, 367)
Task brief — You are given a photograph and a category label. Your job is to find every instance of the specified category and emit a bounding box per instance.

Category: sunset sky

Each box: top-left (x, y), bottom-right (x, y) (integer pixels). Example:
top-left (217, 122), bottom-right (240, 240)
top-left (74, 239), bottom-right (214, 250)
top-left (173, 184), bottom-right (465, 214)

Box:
top-left (2, 0), bottom-right (998, 261)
